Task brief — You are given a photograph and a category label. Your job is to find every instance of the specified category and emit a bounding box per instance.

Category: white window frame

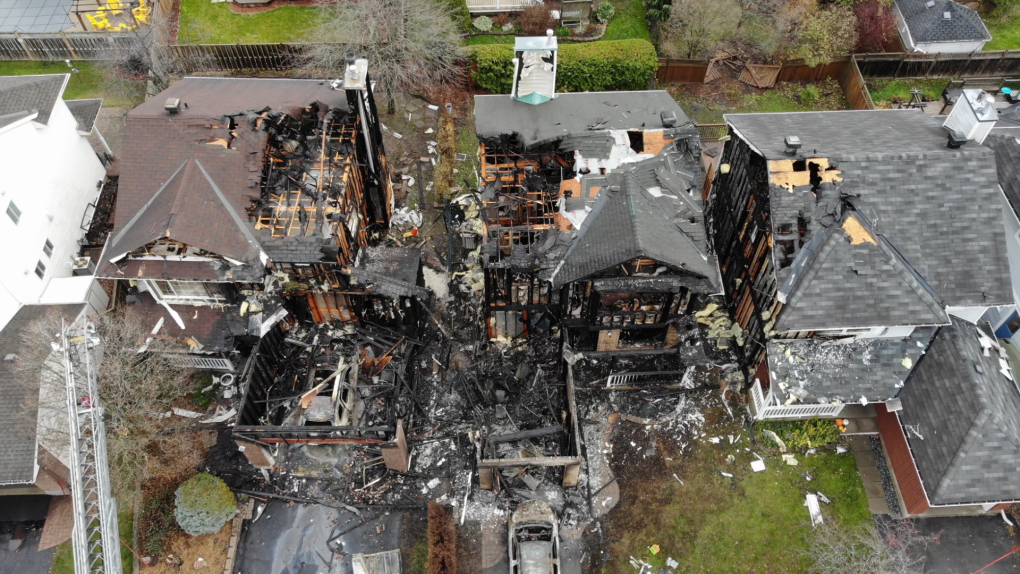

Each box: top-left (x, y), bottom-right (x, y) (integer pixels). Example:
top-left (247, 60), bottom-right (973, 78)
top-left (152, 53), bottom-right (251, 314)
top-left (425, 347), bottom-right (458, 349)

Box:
top-left (42, 239), bottom-right (53, 258)
top-left (147, 280), bottom-right (226, 305)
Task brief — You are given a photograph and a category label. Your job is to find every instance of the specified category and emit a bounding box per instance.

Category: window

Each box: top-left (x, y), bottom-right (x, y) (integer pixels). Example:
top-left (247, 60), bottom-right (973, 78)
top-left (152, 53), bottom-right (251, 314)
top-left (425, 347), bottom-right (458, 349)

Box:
top-left (6, 201), bottom-right (20, 225)
top-left (42, 239), bottom-right (53, 258)
top-left (148, 280), bottom-right (226, 304)
top-left (34, 260), bottom-right (45, 279)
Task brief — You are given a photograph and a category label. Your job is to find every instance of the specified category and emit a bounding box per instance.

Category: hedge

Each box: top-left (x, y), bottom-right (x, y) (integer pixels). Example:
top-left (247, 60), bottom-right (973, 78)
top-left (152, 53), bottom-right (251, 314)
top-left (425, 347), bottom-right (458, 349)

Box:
top-left (470, 39), bottom-right (659, 94)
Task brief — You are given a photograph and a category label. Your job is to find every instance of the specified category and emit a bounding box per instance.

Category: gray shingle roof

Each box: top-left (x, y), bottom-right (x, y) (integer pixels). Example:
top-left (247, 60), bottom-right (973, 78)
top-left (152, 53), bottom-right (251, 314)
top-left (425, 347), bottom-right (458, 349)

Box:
top-left (0, 74), bottom-right (66, 129)
top-left (896, 0), bottom-right (991, 43)
top-left (474, 91), bottom-right (692, 148)
top-left (769, 327), bottom-right (935, 405)
top-left (775, 210), bottom-right (950, 331)
top-left (65, 98), bottom-right (103, 133)
top-left (551, 149), bottom-right (718, 289)
top-left (899, 318), bottom-right (1020, 505)
top-left (0, 304), bottom-right (85, 484)
top-left (350, 246), bottom-right (429, 299)
top-left (727, 110), bottom-right (1012, 315)
top-left (983, 134), bottom-right (1020, 216)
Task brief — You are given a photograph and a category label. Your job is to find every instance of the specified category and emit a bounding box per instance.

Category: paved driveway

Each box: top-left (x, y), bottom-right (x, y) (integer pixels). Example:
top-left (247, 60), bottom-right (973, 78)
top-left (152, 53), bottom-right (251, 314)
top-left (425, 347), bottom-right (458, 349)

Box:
top-left (918, 516), bottom-right (1020, 574)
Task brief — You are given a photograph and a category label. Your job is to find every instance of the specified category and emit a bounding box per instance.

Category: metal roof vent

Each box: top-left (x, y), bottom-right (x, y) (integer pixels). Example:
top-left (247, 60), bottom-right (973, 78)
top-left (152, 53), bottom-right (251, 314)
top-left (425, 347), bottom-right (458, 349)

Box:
top-left (943, 10), bottom-right (951, 19)
top-left (165, 98), bottom-right (181, 115)
top-left (784, 135), bottom-right (802, 155)
top-left (947, 128), bottom-right (968, 148)
top-left (661, 110), bottom-right (677, 128)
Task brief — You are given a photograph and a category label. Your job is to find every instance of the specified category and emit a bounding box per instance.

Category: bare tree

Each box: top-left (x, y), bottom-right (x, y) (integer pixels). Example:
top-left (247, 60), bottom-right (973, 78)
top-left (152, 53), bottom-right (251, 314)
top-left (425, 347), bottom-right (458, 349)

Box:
top-left (307, 0), bottom-right (463, 114)
top-left (97, 1), bottom-right (190, 97)
top-left (659, 0), bottom-right (740, 59)
top-left (21, 310), bottom-right (198, 498)
top-left (805, 519), bottom-right (940, 574)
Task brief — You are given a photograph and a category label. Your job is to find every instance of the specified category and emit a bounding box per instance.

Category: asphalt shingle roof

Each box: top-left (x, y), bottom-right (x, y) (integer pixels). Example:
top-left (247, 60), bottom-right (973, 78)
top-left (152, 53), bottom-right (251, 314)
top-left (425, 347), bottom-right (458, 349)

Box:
top-left (768, 327), bottom-right (935, 405)
top-left (0, 74), bottom-right (66, 129)
top-left (64, 98), bottom-right (102, 133)
top-left (0, 304), bottom-right (85, 484)
top-left (775, 211), bottom-right (950, 331)
top-left (99, 78), bottom-right (348, 281)
top-left (727, 110), bottom-right (1012, 319)
top-left (551, 149), bottom-right (718, 289)
top-left (899, 318), bottom-right (1020, 505)
top-left (474, 91), bottom-right (692, 148)
top-left (983, 134), bottom-right (1020, 216)
top-left (896, 0), bottom-right (991, 43)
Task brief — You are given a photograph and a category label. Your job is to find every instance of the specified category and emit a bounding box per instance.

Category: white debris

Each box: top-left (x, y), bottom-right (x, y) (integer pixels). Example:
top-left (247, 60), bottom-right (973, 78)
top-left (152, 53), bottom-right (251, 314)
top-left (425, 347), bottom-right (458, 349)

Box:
top-left (782, 454), bottom-right (798, 466)
top-left (390, 206), bottom-right (423, 227)
top-left (720, 472), bottom-right (733, 478)
top-left (816, 492), bottom-right (831, 504)
top-left (804, 494), bottom-right (823, 526)
top-left (666, 558), bottom-right (679, 569)
top-left (171, 407), bottom-right (203, 419)
top-left (750, 459), bottom-right (766, 472)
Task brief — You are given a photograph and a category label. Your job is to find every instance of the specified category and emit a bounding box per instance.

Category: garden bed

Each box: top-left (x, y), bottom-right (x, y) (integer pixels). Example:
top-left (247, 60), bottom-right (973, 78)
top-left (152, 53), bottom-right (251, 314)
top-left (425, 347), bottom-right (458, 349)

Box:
top-left (865, 78), bottom-right (949, 109)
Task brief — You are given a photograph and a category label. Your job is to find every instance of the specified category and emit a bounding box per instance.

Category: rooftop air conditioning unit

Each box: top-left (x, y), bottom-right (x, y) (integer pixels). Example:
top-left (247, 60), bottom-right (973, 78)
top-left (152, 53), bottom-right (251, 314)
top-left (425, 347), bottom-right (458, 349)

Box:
top-left (71, 257), bottom-right (96, 276)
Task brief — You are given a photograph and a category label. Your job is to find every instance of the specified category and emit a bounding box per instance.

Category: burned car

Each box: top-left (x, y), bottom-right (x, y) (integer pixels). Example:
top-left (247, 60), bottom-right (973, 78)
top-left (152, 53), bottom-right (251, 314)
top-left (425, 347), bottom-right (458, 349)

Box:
top-left (508, 500), bottom-right (560, 574)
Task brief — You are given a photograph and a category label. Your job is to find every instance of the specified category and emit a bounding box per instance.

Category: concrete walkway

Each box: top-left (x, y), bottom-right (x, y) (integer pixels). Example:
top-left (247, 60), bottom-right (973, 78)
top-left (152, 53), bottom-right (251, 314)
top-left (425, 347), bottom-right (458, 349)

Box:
top-left (849, 435), bottom-right (891, 515)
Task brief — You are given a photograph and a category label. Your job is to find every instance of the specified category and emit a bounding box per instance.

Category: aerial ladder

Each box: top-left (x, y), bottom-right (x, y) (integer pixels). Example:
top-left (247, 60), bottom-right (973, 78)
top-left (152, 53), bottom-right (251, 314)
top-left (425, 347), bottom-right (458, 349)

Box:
top-left (61, 317), bottom-right (122, 574)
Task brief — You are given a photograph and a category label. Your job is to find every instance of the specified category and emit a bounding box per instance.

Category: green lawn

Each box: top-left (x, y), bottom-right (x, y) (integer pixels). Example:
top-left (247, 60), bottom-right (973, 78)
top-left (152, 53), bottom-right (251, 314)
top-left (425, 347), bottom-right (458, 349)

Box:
top-left (671, 79), bottom-right (847, 124)
top-left (604, 413), bottom-right (871, 573)
top-left (867, 78), bottom-right (948, 108)
top-left (0, 61), bottom-right (144, 108)
top-left (52, 510), bottom-right (134, 574)
top-left (986, 20), bottom-right (1020, 50)
top-left (603, 0), bottom-right (651, 41)
top-left (177, 0), bottom-right (323, 44)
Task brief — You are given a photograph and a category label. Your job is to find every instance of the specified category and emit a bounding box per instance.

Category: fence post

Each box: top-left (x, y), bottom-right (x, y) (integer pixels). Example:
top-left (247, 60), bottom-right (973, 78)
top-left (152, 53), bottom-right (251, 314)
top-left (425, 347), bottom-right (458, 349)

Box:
top-left (59, 31), bottom-right (79, 60)
top-left (13, 31), bottom-right (34, 60)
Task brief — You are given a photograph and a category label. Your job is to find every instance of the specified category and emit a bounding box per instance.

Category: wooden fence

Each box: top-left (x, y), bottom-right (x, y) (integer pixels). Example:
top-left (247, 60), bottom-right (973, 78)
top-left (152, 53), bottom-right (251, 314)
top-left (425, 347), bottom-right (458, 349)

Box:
top-left (656, 59), bottom-right (709, 83)
top-left (856, 50), bottom-right (1020, 79)
top-left (0, 31), bottom-right (140, 61)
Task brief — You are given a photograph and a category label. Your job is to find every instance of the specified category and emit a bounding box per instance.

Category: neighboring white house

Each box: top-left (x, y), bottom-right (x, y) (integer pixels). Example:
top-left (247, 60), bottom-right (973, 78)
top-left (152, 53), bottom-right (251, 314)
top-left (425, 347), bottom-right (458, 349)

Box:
top-left (0, 74), bottom-right (109, 332)
top-left (894, 0), bottom-right (991, 53)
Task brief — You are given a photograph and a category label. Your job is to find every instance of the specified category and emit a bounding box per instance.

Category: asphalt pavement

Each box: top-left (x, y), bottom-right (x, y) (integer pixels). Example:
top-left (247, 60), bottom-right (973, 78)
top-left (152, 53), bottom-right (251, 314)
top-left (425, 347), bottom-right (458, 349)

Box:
top-left (918, 515), bottom-right (1020, 574)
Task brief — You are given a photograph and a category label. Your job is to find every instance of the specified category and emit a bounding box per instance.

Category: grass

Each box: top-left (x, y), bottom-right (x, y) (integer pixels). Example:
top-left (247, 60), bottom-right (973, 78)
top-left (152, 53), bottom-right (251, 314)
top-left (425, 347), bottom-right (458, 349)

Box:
top-left (407, 534), bottom-right (428, 574)
top-left (52, 510), bottom-right (134, 574)
top-left (603, 0), bottom-right (651, 41)
top-left (177, 0), bottom-right (323, 44)
top-left (866, 78), bottom-right (949, 108)
top-left (0, 61), bottom-right (144, 108)
top-left (671, 79), bottom-right (847, 124)
top-left (603, 412), bottom-right (871, 573)
top-left (986, 19), bottom-right (1020, 50)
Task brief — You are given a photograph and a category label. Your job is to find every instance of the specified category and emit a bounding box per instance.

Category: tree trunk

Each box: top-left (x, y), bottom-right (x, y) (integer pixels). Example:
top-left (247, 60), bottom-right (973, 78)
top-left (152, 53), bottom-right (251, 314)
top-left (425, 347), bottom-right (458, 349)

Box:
top-left (386, 80), bottom-right (396, 115)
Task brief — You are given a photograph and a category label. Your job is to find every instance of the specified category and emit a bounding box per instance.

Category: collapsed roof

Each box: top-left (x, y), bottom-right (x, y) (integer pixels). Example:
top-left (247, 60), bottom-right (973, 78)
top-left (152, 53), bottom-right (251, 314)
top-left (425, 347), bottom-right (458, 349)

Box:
top-left (99, 77), bottom-right (351, 281)
top-left (474, 91), bottom-right (693, 148)
top-left (0, 74), bottom-right (67, 130)
top-left (727, 110), bottom-right (1011, 331)
top-left (895, 0), bottom-right (991, 43)
top-left (768, 326), bottom-right (936, 405)
top-left (899, 318), bottom-right (1020, 505)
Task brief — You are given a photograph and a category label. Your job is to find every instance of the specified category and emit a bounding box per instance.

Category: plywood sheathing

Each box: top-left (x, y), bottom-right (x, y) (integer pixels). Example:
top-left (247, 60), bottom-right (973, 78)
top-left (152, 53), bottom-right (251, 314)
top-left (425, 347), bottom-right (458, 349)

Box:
top-left (767, 158), bottom-right (843, 192)
top-left (559, 178), bottom-right (580, 199)
top-left (842, 216), bottom-right (877, 245)
top-left (642, 131), bottom-right (674, 156)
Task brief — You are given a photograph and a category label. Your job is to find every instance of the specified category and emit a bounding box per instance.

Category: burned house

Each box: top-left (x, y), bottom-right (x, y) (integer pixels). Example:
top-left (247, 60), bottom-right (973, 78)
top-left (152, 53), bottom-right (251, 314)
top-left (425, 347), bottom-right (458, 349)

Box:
top-left (708, 108), bottom-right (1020, 516)
top-left (473, 37), bottom-right (720, 349)
top-left (97, 69), bottom-right (421, 368)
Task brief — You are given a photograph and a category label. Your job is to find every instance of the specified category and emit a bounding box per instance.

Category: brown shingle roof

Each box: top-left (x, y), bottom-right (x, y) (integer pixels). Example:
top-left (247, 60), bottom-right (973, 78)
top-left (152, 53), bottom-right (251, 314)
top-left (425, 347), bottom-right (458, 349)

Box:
top-left (102, 78), bottom-right (348, 280)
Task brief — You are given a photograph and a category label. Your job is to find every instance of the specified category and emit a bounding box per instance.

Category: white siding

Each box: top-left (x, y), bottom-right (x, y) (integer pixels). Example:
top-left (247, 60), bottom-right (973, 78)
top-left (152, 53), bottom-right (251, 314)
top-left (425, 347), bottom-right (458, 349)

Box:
top-left (915, 40), bottom-right (988, 53)
top-left (0, 97), bottom-right (106, 331)
top-left (999, 190), bottom-right (1020, 344)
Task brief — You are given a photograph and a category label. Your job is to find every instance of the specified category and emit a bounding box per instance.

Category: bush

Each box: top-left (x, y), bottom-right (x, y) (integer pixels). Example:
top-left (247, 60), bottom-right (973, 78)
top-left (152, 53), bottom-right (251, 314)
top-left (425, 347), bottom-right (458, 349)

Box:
top-left (473, 16), bottom-right (494, 31)
top-left (471, 39), bottom-right (659, 93)
top-left (792, 5), bottom-right (858, 66)
top-left (174, 473), bottom-right (238, 536)
top-left (493, 12), bottom-right (512, 28)
top-left (427, 502), bottom-right (457, 574)
top-left (444, 0), bottom-right (472, 32)
top-left (659, 0), bottom-right (739, 59)
top-left (518, 3), bottom-right (558, 35)
top-left (191, 372), bottom-right (215, 408)
top-left (853, 0), bottom-right (896, 53)
top-left (596, 1), bottom-right (616, 22)
top-left (755, 418), bottom-right (842, 450)
top-left (139, 470), bottom-right (195, 556)
top-left (556, 25), bottom-right (571, 37)
top-left (798, 83), bottom-right (821, 105)
top-left (584, 22), bottom-right (600, 36)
